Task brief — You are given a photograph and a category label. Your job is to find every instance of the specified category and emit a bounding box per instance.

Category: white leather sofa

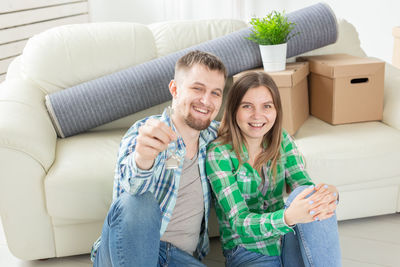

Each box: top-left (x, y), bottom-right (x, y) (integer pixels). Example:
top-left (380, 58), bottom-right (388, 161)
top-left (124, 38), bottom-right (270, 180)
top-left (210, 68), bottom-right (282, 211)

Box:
top-left (0, 18), bottom-right (399, 261)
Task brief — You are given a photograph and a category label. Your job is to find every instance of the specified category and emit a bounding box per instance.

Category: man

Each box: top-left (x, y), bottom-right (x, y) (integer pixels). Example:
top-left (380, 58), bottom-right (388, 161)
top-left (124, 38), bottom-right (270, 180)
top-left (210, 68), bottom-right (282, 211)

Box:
top-left (91, 50), bottom-right (227, 266)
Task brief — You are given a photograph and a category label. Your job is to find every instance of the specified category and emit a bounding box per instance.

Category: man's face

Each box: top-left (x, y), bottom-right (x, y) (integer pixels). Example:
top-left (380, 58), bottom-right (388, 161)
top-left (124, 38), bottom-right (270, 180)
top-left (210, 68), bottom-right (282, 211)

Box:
top-left (171, 64), bottom-right (225, 131)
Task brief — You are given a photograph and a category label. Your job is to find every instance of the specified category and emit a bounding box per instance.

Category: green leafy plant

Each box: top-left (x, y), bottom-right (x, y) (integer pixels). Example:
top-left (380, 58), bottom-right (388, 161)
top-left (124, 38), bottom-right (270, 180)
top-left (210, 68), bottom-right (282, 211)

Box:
top-left (247, 11), bottom-right (298, 45)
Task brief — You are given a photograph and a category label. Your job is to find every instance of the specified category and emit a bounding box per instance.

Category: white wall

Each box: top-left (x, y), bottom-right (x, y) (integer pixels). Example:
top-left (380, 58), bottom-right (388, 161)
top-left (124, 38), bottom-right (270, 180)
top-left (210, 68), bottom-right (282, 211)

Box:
top-left (264, 0), bottom-right (400, 64)
top-left (89, 0), bottom-right (164, 24)
top-left (89, 0), bottom-right (246, 23)
top-left (89, 0), bottom-right (400, 63)
top-left (0, 0), bottom-right (89, 82)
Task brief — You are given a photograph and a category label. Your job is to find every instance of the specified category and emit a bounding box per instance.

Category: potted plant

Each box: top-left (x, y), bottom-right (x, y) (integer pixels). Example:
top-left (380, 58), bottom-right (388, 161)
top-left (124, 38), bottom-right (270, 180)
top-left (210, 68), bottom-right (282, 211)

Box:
top-left (247, 11), bottom-right (298, 72)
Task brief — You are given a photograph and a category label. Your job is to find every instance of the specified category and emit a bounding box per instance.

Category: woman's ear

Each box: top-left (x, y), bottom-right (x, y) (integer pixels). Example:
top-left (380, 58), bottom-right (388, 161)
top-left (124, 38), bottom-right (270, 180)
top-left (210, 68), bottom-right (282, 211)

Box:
top-left (169, 80), bottom-right (178, 98)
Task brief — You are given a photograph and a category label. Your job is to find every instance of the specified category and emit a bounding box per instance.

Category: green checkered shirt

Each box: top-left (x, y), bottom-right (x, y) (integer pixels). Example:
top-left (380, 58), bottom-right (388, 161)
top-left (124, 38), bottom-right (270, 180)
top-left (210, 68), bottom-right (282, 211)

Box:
top-left (205, 130), bottom-right (314, 256)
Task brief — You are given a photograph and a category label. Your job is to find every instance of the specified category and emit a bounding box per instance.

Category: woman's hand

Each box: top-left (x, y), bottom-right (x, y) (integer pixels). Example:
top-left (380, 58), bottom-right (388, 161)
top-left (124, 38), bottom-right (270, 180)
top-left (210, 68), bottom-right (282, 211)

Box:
top-left (315, 183), bottom-right (339, 201)
top-left (284, 184), bottom-right (339, 225)
top-left (284, 186), bottom-right (318, 225)
top-left (310, 184), bottom-right (339, 221)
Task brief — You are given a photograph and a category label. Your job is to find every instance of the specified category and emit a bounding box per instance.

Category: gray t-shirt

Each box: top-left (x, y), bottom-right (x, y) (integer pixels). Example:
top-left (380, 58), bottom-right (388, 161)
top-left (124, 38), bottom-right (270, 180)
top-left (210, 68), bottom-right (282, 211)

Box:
top-left (160, 153), bottom-right (204, 254)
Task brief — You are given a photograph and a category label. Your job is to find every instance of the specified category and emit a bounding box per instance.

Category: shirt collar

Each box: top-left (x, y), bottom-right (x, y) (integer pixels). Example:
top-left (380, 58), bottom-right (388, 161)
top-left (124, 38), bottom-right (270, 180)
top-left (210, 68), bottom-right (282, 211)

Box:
top-left (240, 140), bottom-right (270, 162)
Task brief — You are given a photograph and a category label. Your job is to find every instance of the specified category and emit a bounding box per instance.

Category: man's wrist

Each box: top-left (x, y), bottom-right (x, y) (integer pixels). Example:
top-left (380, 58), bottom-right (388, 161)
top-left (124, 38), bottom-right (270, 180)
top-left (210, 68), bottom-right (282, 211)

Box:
top-left (135, 153), bottom-right (155, 170)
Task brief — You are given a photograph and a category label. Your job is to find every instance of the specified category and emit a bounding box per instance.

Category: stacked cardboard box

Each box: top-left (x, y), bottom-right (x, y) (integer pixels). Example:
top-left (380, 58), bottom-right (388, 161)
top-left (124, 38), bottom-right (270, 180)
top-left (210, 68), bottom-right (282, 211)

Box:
top-left (233, 62), bottom-right (309, 135)
top-left (297, 54), bottom-right (385, 125)
top-left (393, 26), bottom-right (400, 69)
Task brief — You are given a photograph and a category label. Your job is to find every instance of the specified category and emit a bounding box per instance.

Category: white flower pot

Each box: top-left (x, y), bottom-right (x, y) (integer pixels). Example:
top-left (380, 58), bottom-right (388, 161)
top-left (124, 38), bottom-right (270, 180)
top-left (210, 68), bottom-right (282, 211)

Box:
top-left (259, 43), bottom-right (287, 72)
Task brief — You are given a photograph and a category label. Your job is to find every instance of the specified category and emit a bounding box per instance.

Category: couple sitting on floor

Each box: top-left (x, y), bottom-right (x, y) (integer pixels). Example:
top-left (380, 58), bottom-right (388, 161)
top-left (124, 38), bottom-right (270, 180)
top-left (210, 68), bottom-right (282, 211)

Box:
top-left (91, 50), bottom-right (341, 267)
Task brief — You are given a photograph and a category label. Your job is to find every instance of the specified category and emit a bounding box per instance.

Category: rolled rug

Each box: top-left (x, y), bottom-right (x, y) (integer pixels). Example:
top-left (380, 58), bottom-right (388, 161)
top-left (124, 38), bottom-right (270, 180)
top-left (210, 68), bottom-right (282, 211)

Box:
top-left (46, 2), bottom-right (338, 138)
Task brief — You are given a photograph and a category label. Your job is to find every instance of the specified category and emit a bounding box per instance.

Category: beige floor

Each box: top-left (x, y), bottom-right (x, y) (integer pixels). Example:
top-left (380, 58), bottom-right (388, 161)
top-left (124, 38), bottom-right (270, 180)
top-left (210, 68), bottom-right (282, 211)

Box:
top-left (1, 214), bottom-right (400, 267)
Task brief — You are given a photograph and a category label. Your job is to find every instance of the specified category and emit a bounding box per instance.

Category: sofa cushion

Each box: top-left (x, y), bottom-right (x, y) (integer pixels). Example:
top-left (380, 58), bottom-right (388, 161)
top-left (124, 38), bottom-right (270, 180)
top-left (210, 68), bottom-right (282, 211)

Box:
top-left (21, 22), bottom-right (157, 94)
top-left (44, 130), bottom-right (125, 221)
top-left (149, 19), bottom-right (248, 57)
top-left (294, 116), bottom-right (400, 186)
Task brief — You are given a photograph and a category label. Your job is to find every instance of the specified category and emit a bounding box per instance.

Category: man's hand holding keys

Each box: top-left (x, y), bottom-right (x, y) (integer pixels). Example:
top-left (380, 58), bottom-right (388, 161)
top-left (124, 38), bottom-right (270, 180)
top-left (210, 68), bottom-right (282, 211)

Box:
top-left (135, 118), bottom-right (177, 170)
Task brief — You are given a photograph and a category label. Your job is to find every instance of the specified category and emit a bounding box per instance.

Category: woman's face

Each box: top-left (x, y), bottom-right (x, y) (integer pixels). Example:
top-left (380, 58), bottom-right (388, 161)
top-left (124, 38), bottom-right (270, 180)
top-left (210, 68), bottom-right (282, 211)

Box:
top-left (235, 85), bottom-right (277, 145)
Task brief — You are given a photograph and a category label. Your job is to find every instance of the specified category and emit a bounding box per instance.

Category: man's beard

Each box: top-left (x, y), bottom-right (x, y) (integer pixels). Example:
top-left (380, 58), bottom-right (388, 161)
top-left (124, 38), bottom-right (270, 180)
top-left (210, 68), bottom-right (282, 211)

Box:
top-left (184, 113), bottom-right (211, 131)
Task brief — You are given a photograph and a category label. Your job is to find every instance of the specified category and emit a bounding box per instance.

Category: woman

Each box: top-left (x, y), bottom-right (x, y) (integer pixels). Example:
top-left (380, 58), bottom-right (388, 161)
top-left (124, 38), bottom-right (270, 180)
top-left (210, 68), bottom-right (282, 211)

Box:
top-left (206, 71), bottom-right (341, 267)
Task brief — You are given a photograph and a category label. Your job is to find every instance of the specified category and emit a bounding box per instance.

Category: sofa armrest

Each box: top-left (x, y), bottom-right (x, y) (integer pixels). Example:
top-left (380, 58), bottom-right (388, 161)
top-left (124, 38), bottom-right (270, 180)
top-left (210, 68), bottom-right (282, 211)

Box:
top-left (0, 148), bottom-right (57, 260)
top-left (0, 79), bottom-right (57, 170)
top-left (0, 78), bottom-right (58, 259)
top-left (383, 63), bottom-right (400, 130)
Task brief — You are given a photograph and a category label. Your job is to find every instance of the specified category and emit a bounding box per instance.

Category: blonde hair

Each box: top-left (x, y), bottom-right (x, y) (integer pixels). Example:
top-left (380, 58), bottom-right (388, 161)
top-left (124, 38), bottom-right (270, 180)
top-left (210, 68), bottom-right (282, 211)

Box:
top-left (215, 71), bottom-right (283, 180)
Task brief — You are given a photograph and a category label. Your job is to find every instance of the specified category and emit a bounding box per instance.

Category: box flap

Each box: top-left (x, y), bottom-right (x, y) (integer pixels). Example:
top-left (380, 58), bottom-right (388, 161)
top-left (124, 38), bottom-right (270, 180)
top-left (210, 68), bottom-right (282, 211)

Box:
top-left (297, 54), bottom-right (384, 78)
top-left (232, 62), bottom-right (309, 87)
top-left (393, 26), bottom-right (400, 37)
top-left (268, 62), bottom-right (309, 87)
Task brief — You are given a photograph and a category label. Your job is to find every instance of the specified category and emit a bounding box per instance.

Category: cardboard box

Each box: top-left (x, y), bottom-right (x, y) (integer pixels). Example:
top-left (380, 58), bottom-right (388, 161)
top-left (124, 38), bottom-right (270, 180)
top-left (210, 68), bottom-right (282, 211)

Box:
top-left (393, 26), bottom-right (400, 69)
top-left (233, 62), bottom-right (310, 135)
top-left (297, 54), bottom-right (385, 125)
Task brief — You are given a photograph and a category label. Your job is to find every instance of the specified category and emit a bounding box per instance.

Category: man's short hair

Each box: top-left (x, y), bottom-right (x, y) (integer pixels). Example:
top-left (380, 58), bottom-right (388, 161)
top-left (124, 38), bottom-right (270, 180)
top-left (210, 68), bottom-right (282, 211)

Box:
top-left (174, 50), bottom-right (227, 81)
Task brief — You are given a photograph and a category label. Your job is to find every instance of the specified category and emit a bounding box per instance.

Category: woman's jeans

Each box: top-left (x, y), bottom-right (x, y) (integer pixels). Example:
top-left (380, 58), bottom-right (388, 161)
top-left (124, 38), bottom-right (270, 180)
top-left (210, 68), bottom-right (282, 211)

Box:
top-left (93, 192), bottom-right (205, 267)
top-left (223, 185), bottom-right (342, 267)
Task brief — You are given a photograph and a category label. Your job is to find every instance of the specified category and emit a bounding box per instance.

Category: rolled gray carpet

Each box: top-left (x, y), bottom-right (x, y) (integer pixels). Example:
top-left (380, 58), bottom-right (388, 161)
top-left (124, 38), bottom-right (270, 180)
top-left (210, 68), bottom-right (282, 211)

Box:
top-left (46, 2), bottom-right (337, 137)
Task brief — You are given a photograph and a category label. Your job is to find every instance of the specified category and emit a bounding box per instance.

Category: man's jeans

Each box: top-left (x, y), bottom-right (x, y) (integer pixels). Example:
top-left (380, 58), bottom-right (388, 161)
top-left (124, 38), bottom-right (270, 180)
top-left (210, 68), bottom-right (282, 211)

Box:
top-left (93, 192), bottom-right (205, 267)
top-left (223, 185), bottom-right (342, 267)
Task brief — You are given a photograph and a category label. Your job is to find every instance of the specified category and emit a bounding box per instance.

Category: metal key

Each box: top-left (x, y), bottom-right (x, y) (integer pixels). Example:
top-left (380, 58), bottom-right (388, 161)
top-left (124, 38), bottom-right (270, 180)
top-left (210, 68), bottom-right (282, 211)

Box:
top-left (165, 106), bottom-right (181, 169)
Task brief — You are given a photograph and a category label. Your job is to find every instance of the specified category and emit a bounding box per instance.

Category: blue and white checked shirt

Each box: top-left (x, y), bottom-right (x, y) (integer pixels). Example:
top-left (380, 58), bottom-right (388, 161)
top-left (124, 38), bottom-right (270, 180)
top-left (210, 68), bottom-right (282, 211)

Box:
top-left (91, 108), bottom-right (220, 261)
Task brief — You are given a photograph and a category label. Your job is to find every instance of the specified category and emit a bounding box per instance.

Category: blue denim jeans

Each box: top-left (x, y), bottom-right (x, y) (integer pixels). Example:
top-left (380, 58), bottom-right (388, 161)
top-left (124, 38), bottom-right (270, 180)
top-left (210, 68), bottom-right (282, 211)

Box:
top-left (93, 192), bottom-right (205, 267)
top-left (223, 185), bottom-right (342, 267)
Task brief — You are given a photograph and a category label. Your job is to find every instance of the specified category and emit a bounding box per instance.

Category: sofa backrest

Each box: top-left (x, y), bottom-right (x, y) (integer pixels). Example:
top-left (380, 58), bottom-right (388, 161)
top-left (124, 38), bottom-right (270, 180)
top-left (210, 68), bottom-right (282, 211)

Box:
top-left (149, 19), bottom-right (249, 57)
top-left (21, 22), bottom-right (158, 95)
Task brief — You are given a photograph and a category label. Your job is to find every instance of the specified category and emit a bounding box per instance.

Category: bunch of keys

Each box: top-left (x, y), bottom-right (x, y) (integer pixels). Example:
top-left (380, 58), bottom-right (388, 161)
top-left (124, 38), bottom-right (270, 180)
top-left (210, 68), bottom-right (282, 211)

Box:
top-left (165, 106), bottom-right (182, 169)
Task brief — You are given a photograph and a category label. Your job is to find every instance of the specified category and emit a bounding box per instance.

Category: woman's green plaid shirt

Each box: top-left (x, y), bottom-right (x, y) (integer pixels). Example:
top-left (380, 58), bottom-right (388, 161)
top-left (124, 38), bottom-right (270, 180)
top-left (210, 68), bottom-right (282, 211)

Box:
top-left (205, 130), bottom-right (314, 256)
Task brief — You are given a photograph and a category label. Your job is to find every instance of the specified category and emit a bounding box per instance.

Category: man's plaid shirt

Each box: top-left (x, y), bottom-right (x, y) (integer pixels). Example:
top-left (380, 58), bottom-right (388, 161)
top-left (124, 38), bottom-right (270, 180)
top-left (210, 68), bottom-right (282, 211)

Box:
top-left (91, 108), bottom-right (219, 261)
top-left (205, 130), bottom-right (314, 256)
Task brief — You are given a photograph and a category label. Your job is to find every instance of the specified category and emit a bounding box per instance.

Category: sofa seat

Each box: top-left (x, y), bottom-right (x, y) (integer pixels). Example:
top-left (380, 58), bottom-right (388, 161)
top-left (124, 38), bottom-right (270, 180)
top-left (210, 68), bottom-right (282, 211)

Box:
top-left (45, 129), bottom-right (125, 221)
top-left (296, 116), bottom-right (400, 186)
top-left (295, 116), bottom-right (400, 219)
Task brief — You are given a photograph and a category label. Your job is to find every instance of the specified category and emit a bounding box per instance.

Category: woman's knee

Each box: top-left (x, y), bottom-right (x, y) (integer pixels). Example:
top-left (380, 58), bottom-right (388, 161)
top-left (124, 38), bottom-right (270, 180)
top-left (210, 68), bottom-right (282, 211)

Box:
top-left (285, 185), bottom-right (314, 207)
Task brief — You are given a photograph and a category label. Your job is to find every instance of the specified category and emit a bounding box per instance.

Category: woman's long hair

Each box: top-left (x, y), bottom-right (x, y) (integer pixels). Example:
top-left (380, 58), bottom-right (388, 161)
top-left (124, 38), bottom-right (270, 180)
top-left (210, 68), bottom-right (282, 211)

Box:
top-left (216, 71), bottom-right (283, 180)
